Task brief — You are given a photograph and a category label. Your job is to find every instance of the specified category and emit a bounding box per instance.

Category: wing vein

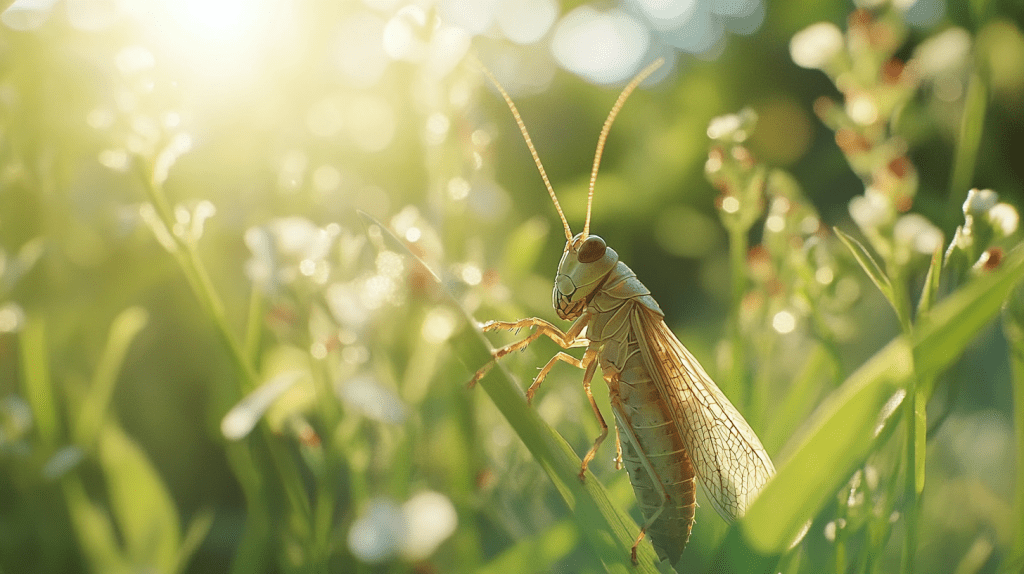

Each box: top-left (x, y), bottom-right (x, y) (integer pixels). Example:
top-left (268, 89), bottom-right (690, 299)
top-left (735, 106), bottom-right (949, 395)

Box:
top-left (631, 306), bottom-right (775, 522)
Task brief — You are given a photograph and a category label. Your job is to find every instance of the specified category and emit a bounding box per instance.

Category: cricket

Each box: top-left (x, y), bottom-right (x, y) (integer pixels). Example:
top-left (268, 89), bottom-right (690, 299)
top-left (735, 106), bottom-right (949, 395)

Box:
top-left (470, 58), bottom-right (776, 565)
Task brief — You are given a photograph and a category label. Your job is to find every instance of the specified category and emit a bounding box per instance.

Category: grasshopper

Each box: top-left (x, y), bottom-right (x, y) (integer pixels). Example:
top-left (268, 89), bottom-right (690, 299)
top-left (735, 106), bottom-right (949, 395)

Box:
top-left (471, 59), bottom-right (775, 565)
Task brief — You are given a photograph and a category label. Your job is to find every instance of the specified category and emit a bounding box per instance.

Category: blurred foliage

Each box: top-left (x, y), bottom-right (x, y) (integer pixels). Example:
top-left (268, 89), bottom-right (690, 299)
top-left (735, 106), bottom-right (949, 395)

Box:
top-left (1, 0), bottom-right (1023, 573)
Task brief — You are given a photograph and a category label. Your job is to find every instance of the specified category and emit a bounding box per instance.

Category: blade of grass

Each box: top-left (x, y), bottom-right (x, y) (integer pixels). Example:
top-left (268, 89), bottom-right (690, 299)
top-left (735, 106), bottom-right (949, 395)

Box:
top-left (61, 476), bottom-right (129, 572)
top-left (835, 228), bottom-right (897, 313)
top-left (74, 307), bottom-right (149, 448)
top-left (917, 246), bottom-right (943, 318)
top-left (948, 69), bottom-right (988, 208)
top-left (710, 245), bottom-right (1024, 573)
top-left (99, 423), bottom-right (181, 570)
top-left (1002, 283), bottom-right (1024, 573)
top-left (244, 283), bottom-right (264, 367)
top-left (19, 316), bottom-right (59, 447)
top-left (174, 509), bottom-right (215, 574)
top-left (360, 211), bottom-right (665, 573)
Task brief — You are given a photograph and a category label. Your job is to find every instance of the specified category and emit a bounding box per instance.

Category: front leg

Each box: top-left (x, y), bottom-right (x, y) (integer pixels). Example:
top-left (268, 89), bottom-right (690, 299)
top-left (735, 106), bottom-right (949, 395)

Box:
top-left (467, 313), bottom-right (590, 388)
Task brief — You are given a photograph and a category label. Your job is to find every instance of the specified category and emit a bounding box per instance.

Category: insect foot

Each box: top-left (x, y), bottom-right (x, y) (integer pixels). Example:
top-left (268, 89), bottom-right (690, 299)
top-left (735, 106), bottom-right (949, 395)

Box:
top-left (466, 355), bottom-right (498, 389)
top-left (478, 320), bottom-right (500, 332)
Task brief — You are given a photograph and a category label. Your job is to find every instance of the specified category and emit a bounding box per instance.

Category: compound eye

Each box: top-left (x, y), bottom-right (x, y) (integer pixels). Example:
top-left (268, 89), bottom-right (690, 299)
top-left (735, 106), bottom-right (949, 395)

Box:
top-left (577, 235), bottom-right (607, 263)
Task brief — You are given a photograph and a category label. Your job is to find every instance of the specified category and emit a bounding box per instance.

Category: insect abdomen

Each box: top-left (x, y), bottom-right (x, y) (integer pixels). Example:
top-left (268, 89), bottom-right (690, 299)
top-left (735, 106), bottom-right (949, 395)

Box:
top-left (609, 322), bottom-right (697, 564)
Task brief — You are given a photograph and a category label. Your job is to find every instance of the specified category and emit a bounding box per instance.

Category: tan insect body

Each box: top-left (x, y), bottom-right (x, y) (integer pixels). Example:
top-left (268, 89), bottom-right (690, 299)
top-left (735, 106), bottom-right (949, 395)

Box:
top-left (473, 59), bottom-right (775, 565)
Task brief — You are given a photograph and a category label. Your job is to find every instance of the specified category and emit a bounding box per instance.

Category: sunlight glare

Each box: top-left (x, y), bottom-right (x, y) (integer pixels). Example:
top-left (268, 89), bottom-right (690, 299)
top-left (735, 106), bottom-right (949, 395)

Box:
top-left (134, 0), bottom-right (286, 82)
top-left (170, 0), bottom-right (250, 43)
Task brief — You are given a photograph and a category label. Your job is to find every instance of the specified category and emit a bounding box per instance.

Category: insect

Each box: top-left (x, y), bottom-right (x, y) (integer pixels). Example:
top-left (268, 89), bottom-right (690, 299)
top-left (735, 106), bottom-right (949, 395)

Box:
top-left (470, 59), bottom-right (776, 565)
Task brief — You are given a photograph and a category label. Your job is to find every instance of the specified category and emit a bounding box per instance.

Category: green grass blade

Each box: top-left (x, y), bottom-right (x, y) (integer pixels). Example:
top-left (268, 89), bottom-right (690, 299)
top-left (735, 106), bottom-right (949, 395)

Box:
top-left (711, 245), bottom-right (1024, 572)
top-left (1002, 283), bottom-right (1024, 573)
top-left (917, 246), bottom-right (943, 318)
top-left (913, 387), bottom-right (926, 496)
top-left (19, 317), bottom-right (59, 447)
top-left (174, 509), bottom-right (215, 574)
top-left (360, 211), bottom-right (665, 573)
top-left (74, 307), bottom-right (149, 448)
top-left (61, 477), bottom-right (129, 572)
top-left (835, 228), bottom-right (897, 313)
top-left (948, 69), bottom-right (988, 206)
top-left (99, 423), bottom-right (182, 570)
top-left (244, 284), bottom-right (264, 367)
top-left (915, 247), bottom-right (1024, 379)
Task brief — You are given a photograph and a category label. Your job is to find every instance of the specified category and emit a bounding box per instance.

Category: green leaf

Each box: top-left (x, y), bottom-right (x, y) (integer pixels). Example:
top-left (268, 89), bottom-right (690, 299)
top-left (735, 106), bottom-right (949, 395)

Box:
top-left (174, 509), bottom-right (215, 574)
top-left (711, 245), bottom-right (1024, 572)
top-left (74, 307), bottom-right (149, 448)
top-left (948, 69), bottom-right (987, 207)
top-left (19, 316), bottom-right (59, 447)
top-left (1001, 282), bottom-right (1024, 573)
top-left (914, 387), bottom-right (927, 495)
top-left (835, 227), bottom-right (897, 313)
top-left (62, 477), bottom-right (129, 572)
top-left (917, 245), bottom-right (943, 317)
top-left (360, 211), bottom-right (664, 573)
top-left (99, 424), bottom-right (181, 572)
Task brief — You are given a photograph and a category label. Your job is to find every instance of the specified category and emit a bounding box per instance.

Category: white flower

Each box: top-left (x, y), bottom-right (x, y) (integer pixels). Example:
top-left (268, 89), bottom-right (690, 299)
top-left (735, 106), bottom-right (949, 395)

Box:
top-left (988, 203), bottom-right (1019, 236)
top-left (707, 108), bottom-right (756, 142)
top-left (894, 213), bottom-right (943, 255)
top-left (400, 491), bottom-right (458, 560)
top-left (912, 27), bottom-right (971, 79)
top-left (790, 22), bottom-right (844, 70)
top-left (963, 188), bottom-right (998, 216)
top-left (849, 189), bottom-right (894, 230)
top-left (348, 498), bottom-right (406, 564)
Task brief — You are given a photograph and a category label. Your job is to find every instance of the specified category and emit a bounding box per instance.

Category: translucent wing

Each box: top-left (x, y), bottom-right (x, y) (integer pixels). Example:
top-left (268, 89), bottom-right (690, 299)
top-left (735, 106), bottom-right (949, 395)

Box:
top-left (632, 306), bottom-right (775, 521)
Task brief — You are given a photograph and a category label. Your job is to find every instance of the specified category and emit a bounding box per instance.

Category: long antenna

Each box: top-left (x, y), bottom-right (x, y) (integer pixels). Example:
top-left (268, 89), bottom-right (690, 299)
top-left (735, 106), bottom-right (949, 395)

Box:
top-left (583, 57), bottom-right (666, 239)
top-left (481, 67), bottom-right (574, 243)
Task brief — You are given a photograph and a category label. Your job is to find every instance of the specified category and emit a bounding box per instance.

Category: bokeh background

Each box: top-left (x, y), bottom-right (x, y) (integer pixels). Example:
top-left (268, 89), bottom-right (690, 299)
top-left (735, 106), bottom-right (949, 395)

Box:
top-left (1, 0), bottom-right (1023, 572)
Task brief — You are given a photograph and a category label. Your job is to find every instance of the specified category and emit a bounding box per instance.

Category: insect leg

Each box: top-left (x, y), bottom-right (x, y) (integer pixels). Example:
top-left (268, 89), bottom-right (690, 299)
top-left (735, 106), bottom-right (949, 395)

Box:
top-left (468, 314), bottom-right (590, 388)
top-left (610, 398), bottom-right (672, 564)
top-left (574, 349), bottom-right (608, 482)
top-left (614, 428), bottom-right (623, 471)
top-left (527, 351), bottom-right (586, 404)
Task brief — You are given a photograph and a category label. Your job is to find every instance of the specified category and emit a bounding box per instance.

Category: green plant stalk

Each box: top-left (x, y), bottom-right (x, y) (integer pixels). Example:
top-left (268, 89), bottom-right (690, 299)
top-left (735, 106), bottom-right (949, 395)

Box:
top-left (889, 265), bottom-right (922, 574)
top-left (309, 361), bottom-right (341, 571)
top-left (835, 502), bottom-right (847, 573)
top-left (174, 510), bottom-right (216, 574)
top-left (1005, 319), bottom-right (1024, 573)
top-left (226, 442), bottom-right (273, 574)
top-left (142, 173), bottom-right (258, 393)
top-left (19, 317), bottom-right (59, 448)
top-left (899, 381), bottom-right (920, 574)
top-left (728, 224), bottom-right (749, 407)
top-left (244, 284), bottom-right (264, 367)
top-left (138, 168), bottom-right (315, 571)
top-left (948, 69), bottom-right (988, 208)
top-left (74, 307), bottom-right (148, 449)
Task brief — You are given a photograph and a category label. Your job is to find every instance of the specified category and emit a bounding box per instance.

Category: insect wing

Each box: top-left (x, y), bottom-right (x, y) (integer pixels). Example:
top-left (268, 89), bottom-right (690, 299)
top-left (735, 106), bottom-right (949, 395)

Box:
top-left (633, 307), bottom-right (775, 522)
